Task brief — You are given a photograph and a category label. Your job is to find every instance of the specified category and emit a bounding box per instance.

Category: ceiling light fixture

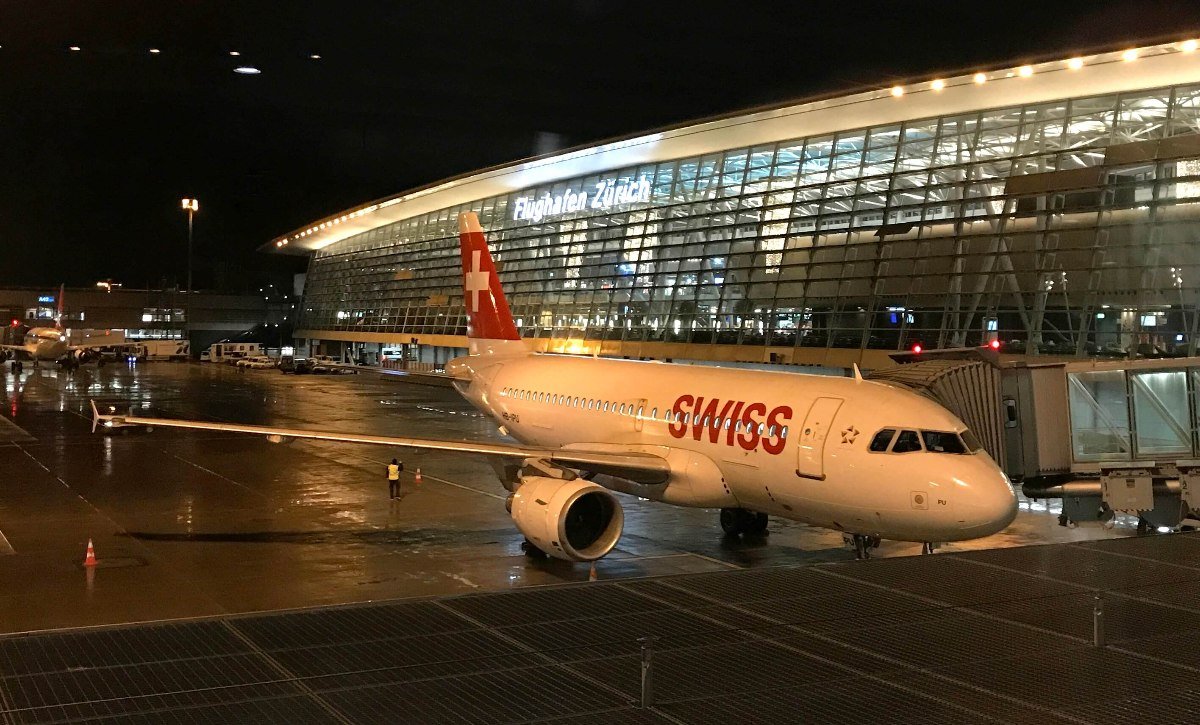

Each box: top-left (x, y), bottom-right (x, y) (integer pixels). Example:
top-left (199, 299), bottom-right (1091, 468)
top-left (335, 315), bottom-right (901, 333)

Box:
top-left (233, 65), bottom-right (261, 75)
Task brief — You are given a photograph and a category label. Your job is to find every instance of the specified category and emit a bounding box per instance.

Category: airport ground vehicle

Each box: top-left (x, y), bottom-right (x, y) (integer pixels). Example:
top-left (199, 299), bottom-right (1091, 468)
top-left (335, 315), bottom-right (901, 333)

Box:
top-left (206, 342), bottom-right (264, 364)
top-left (238, 355), bottom-right (278, 369)
top-left (141, 340), bottom-right (190, 361)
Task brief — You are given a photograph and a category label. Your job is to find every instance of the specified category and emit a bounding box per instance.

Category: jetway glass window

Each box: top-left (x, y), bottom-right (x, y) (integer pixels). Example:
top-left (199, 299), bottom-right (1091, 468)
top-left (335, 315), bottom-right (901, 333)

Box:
top-left (1131, 371), bottom-right (1192, 456)
top-left (1068, 370), bottom-right (1132, 462)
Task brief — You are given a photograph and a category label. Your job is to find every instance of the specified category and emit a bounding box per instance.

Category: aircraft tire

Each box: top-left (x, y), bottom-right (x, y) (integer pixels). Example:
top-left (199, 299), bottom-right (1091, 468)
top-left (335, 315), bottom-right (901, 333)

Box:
top-left (520, 539), bottom-right (548, 559)
top-left (720, 507), bottom-right (758, 535)
top-left (746, 512), bottom-right (769, 535)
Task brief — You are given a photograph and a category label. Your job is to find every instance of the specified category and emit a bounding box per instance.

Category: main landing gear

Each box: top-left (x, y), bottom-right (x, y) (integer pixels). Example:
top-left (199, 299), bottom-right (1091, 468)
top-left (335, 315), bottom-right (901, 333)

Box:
top-left (520, 538), bottom-right (548, 559)
top-left (719, 508), bottom-right (768, 536)
top-left (843, 533), bottom-right (881, 560)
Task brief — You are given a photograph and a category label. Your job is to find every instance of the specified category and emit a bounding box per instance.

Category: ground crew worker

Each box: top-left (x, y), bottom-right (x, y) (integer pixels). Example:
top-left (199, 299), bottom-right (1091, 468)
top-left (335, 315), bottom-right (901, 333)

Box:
top-left (387, 458), bottom-right (403, 499)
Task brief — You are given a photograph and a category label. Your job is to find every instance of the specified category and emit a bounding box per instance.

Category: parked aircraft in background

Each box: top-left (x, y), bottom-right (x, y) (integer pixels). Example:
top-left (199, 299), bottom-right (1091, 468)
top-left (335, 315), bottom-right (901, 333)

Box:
top-left (93, 213), bottom-right (1017, 561)
top-left (2, 286), bottom-right (108, 372)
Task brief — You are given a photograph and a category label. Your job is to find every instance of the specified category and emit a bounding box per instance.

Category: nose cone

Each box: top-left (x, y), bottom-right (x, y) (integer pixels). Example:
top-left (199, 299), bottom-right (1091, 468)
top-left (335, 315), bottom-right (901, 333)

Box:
top-left (954, 458), bottom-right (1019, 540)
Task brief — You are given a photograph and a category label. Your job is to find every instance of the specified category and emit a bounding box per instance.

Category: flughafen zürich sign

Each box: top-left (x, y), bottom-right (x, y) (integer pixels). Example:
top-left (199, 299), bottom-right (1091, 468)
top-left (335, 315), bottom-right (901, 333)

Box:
top-left (512, 176), bottom-right (652, 222)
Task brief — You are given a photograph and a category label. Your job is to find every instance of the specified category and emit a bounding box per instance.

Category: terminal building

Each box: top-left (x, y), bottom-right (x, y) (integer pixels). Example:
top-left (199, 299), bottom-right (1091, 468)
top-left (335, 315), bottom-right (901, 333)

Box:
top-left (270, 40), bottom-right (1200, 370)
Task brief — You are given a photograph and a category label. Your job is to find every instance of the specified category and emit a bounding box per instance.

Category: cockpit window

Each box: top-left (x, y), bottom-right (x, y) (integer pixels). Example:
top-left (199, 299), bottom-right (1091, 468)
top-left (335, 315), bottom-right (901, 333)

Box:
top-left (922, 430), bottom-right (969, 454)
top-left (891, 430), bottom-right (923, 453)
top-left (960, 429), bottom-right (984, 453)
top-left (869, 429), bottom-right (896, 452)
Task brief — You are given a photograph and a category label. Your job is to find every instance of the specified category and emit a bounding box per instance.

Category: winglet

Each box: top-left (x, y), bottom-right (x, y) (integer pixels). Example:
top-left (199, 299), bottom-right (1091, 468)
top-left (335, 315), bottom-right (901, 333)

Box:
top-left (852, 363), bottom-right (864, 382)
top-left (458, 212), bottom-right (521, 343)
top-left (90, 399), bottom-right (99, 433)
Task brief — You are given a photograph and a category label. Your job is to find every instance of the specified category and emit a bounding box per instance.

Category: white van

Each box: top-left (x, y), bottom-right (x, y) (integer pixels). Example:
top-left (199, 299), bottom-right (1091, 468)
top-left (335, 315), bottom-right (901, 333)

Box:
top-left (142, 340), bottom-right (190, 361)
top-left (206, 342), bottom-right (264, 364)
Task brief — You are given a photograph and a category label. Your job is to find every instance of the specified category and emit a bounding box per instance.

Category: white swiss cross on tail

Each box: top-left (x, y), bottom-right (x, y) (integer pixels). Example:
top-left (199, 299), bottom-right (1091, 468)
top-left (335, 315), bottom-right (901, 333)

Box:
top-left (464, 250), bottom-right (489, 313)
top-left (457, 212), bottom-right (521, 346)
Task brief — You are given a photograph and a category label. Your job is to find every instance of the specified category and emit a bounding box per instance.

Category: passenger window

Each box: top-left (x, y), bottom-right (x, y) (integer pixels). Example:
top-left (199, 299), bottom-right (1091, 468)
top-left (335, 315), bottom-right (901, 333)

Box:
top-left (781, 426), bottom-right (788, 439)
top-left (637, 406), bottom-right (644, 417)
top-left (869, 429), bottom-right (896, 452)
top-left (757, 422), bottom-right (765, 435)
top-left (922, 430), bottom-right (969, 454)
top-left (723, 418), bottom-right (731, 430)
top-left (650, 407), bottom-right (657, 419)
top-left (768, 425), bottom-right (776, 437)
top-left (891, 430), bottom-right (922, 453)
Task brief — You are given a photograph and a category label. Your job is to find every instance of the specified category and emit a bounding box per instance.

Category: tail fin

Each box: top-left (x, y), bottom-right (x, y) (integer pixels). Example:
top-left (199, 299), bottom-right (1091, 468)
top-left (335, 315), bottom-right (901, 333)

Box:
top-left (458, 212), bottom-right (523, 354)
top-left (55, 284), bottom-right (65, 329)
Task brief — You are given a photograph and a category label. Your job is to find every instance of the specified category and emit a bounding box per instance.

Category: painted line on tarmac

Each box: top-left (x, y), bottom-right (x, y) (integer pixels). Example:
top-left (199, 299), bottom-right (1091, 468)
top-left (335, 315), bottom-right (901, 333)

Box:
top-left (330, 447), bottom-right (506, 501)
top-left (164, 450), bottom-right (272, 501)
top-left (0, 528), bottom-right (14, 555)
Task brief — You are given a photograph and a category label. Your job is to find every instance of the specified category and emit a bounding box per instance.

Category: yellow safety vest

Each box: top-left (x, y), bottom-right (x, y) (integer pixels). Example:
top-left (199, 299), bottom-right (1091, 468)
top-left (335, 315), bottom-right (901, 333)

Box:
top-left (387, 464), bottom-right (400, 481)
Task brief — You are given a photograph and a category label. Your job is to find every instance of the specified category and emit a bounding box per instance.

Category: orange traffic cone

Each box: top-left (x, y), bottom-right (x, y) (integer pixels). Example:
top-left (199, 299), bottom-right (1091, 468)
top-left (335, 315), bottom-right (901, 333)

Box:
top-left (83, 539), bottom-right (97, 567)
top-left (588, 562), bottom-right (597, 581)
top-left (414, 468), bottom-right (422, 485)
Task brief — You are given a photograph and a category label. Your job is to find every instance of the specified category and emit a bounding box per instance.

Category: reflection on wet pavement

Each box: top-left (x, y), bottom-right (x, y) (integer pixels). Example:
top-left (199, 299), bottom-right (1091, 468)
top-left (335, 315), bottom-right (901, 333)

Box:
top-left (0, 361), bottom-right (1132, 633)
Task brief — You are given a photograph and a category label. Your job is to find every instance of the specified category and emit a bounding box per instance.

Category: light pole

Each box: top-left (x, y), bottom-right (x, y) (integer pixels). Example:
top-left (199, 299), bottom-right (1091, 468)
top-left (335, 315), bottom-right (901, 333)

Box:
top-left (181, 198), bottom-right (199, 344)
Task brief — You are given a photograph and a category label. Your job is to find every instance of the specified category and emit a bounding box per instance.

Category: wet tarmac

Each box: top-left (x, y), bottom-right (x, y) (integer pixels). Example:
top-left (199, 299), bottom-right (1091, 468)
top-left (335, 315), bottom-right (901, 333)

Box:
top-left (0, 361), bottom-right (1131, 635)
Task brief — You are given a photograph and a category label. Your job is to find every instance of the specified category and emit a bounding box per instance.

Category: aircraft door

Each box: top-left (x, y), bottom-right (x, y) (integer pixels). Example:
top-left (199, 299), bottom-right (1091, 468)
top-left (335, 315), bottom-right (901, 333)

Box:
top-left (795, 397), bottom-right (843, 481)
top-left (634, 398), bottom-right (648, 432)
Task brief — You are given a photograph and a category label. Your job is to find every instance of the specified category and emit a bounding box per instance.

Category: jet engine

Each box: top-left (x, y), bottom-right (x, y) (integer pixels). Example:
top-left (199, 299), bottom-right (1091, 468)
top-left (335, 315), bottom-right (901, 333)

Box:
top-left (72, 348), bottom-right (99, 365)
top-left (508, 475), bottom-right (624, 562)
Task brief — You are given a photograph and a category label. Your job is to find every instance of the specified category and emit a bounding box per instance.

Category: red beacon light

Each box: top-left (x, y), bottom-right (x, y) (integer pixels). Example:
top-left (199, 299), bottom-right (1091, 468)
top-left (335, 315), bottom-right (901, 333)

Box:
top-left (989, 339), bottom-right (1001, 350)
top-left (9, 319), bottom-right (18, 327)
top-left (911, 343), bottom-right (923, 354)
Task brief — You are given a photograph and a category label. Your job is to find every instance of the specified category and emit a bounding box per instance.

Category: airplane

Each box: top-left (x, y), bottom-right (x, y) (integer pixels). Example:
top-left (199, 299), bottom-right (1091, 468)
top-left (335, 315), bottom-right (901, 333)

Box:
top-left (1, 286), bottom-right (106, 372)
top-left (92, 212), bottom-right (1018, 561)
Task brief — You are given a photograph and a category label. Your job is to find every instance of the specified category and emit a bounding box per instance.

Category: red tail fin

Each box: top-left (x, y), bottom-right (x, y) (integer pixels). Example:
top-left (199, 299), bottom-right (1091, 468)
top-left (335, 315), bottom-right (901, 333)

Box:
top-left (458, 213), bottom-right (520, 341)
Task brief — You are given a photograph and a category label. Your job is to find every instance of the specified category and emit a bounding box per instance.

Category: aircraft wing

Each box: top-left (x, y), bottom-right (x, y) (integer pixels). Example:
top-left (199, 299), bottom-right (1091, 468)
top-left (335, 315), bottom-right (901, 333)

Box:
top-left (317, 361), bottom-right (456, 383)
top-left (89, 400), bottom-right (669, 484)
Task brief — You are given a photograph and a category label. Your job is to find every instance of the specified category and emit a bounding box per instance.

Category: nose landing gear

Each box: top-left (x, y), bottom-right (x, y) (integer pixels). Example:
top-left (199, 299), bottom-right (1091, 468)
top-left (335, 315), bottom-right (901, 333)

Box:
top-left (843, 533), bottom-right (881, 560)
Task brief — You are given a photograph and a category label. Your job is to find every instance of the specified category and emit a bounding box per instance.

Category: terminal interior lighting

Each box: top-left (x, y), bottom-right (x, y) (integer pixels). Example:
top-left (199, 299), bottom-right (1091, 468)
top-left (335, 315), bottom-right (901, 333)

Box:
top-left (68, 45), bottom-right (81, 52)
top-left (233, 66), bottom-right (261, 75)
top-left (149, 48), bottom-right (161, 55)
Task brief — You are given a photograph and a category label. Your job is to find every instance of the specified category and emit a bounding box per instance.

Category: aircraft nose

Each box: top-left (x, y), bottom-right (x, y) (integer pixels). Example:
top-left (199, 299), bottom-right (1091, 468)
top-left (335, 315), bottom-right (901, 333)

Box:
top-left (955, 460), bottom-right (1018, 539)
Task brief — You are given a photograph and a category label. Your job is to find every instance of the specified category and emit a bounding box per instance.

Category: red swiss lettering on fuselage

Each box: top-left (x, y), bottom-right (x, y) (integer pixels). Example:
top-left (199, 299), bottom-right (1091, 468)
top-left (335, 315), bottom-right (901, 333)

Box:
top-left (667, 394), bottom-right (791, 455)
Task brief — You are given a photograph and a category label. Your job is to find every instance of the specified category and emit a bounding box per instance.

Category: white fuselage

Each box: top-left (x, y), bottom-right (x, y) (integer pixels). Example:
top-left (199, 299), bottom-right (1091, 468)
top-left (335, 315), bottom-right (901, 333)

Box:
top-left (19, 328), bottom-right (69, 361)
top-left (450, 353), bottom-right (1017, 543)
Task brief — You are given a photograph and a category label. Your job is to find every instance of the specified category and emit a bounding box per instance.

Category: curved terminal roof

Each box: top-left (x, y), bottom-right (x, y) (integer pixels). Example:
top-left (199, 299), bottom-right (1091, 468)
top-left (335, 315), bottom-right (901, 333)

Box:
top-left (268, 39), bottom-right (1200, 256)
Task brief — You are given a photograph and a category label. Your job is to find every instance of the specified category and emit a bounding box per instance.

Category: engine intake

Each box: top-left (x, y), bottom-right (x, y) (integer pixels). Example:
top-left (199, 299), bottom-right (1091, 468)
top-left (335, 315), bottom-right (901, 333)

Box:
top-left (509, 476), bottom-right (624, 562)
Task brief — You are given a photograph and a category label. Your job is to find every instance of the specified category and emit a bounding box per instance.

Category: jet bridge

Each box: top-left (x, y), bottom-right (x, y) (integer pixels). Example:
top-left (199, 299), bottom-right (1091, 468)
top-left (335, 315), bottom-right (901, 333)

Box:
top-left (870, 349), bottom-right (1200, 529)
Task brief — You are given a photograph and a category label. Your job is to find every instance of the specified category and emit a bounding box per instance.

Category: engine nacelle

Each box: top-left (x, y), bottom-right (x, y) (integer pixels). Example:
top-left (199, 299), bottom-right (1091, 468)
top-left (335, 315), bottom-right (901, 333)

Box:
top-left (509, 476), bottom-right (624, 562)
top-left (72, 348), bottom-right (99, 364)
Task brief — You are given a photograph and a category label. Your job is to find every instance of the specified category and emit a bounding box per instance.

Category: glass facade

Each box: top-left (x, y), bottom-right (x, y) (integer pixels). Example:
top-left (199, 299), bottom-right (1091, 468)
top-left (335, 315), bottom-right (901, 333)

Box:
top-left (300, 80), bottom-right (1200, 358)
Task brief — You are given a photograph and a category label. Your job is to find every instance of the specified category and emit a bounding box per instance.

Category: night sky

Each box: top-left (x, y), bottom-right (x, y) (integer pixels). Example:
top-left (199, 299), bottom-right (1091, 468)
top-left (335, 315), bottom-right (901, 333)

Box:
top-left (2, 1), bottom-right (1199, 291)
